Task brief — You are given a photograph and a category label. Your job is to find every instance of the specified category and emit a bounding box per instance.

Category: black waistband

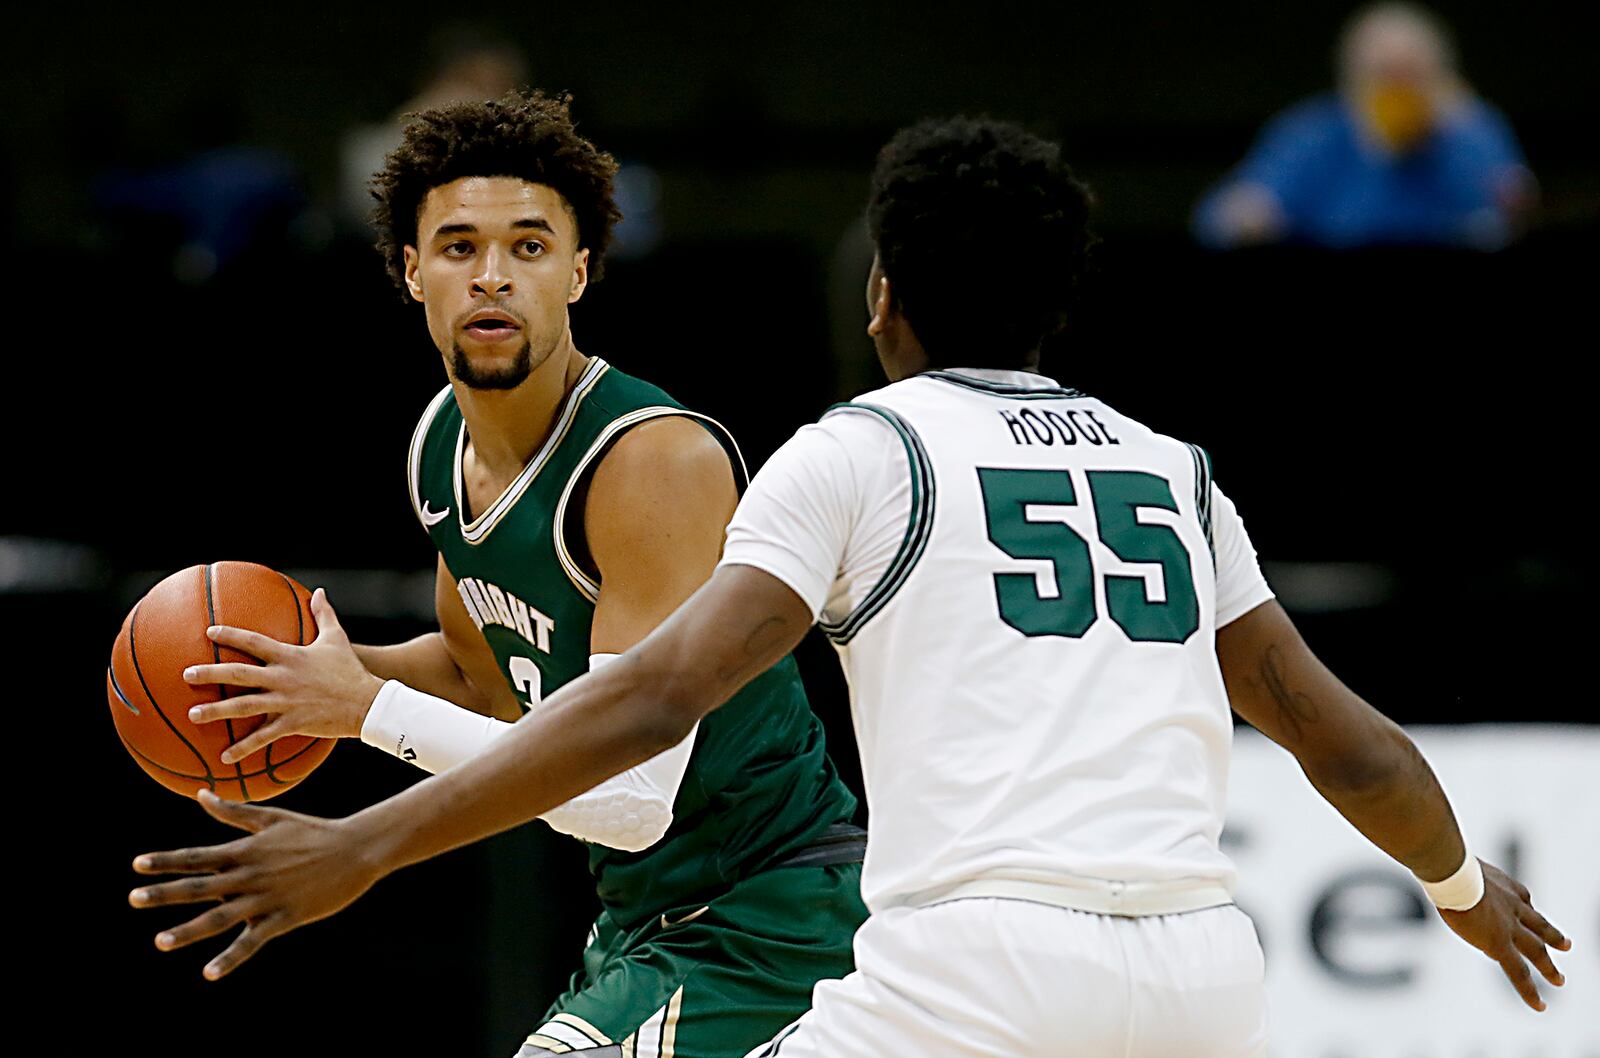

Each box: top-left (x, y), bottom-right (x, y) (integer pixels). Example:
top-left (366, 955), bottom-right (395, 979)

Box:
top-left (771, 822), bottom-right (867, 869)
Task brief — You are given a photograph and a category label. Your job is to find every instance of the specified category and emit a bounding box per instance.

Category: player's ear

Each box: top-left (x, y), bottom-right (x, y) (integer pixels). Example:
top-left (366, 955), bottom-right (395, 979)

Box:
top-left (866, 274), bottom-right (893, 337)
top-left (403, 246), bottom-right (425, 303)
top-left (568, 248), bottom-right (591, 305)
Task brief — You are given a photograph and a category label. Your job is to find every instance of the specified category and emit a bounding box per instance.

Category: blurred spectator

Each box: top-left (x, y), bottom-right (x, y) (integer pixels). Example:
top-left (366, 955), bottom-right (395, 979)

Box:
top-left (337, 26), bottom-right (530, 228)
top-left (336, 25), bottom-right (663, 257)
top-left (1194, 3), bottom-right (1534, 250)
top-left (92, 98), bottom-right (308, 284)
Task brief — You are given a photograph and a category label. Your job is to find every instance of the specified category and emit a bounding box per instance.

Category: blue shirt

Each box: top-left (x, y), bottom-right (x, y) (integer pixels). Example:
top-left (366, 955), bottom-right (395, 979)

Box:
top-left (1195, 93), bottom-right (1529, 249)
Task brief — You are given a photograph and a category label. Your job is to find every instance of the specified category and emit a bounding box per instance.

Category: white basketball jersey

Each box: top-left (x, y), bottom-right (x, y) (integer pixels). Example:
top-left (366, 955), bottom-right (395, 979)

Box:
top-left (826, 370), bottom-right (1262, 911)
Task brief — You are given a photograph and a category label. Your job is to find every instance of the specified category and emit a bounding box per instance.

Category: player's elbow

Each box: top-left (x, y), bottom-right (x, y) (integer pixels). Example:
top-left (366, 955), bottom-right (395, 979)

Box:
top-left (605, 800), bottom-right (674, 852)
top-left (542, 789), bottom-right (674, 851)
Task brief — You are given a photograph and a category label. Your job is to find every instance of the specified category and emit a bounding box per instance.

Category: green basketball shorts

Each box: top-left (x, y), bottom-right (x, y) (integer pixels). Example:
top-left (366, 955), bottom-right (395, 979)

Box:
top-left (515, 861), bottom-right (866, 1058)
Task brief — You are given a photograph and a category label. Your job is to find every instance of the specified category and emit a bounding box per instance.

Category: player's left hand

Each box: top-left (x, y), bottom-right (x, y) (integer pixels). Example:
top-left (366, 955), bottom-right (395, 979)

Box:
top-left (130, 790), bottom-right (384, 980)
top-left (1438, 860), bottom-right (1571, 1011)
top-left (182, 589), bottom-right (383, 762)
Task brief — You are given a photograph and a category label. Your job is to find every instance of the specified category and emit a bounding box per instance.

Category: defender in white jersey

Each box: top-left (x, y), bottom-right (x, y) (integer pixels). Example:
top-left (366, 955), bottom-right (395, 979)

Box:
top-left (128, 117), bottom-right (1570, 1054)
top-left (729, 369), bottom-right (1265, 916)
top-left (722, 369), bottom-right (1275, 1055)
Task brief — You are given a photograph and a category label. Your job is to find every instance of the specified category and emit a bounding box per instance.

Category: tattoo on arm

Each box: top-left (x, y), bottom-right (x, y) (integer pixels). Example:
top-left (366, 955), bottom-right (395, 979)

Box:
top-left (714, 616), bottom-right (793, 684)
top-left (1260, 642), bottom-right (1321, 743)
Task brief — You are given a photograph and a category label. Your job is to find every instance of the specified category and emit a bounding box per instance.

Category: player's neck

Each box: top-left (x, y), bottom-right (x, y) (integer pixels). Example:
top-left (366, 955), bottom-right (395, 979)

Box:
top-left (455, 335), bottom-right (590, 479)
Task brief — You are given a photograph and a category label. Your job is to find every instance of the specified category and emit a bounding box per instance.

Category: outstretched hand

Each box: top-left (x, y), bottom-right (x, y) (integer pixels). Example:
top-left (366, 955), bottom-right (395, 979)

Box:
top-left (1438, 860), bottom-right (1571, 1011)
top-left (130, 791), bottom-right (386, 980)
top-left (182, 588), bottom-right (383, 762)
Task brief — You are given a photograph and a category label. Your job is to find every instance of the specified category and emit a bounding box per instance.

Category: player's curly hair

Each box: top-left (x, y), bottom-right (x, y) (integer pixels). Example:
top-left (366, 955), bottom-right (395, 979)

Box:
top-left (867, 117), bottom-right (1095, 369)
top-left (371, 90), bottom-right (621, 295)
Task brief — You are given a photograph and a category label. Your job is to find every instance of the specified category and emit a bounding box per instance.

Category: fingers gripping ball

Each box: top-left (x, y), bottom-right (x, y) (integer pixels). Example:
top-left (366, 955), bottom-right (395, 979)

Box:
top-left (107, 562), bottom-right (335, 801)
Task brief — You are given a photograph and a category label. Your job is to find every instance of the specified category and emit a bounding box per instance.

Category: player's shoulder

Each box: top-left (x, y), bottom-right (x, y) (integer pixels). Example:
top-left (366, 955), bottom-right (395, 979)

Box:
top-left (576, 360), bottom-right (747, 486)
top-left (820, 373), bottom-right (949, 431)
top-left (815, 384), bottom-right (921, 454)
top-left (595, 414), bottom-right (735, 490)
top-left (572, 361), bottom-right (744, 513)
top-left (580, 357), bottom-right (684, 421)
top-left (1086, 397), bottom-right (1215, 470)
top-left (1078, 395), bottom-right (1168, 443)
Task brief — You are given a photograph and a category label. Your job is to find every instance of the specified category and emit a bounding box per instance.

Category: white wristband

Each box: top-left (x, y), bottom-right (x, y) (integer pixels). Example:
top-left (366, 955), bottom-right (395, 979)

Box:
top-left (1420, 851), bottom-right (1485, 911)
top-left (357, 654), bottom-right (630, 775)
top-left (359, 680), bottom-right (511, 774)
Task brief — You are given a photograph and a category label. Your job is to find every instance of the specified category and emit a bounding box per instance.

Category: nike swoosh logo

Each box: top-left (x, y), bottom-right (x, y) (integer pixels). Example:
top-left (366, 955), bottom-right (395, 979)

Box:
top-left (420, 501), bottom-right (452, 527)
top-left (659, 906), bottom-right (710, 930)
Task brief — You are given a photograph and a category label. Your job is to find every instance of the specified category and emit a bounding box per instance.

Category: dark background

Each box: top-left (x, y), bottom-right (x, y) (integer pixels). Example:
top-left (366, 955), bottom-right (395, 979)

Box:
top-left (3, 2), bottom-right (1595, 1053)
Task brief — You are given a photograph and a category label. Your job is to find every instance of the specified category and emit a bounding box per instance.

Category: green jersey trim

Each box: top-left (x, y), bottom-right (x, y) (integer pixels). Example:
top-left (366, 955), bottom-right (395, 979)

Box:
top-left (552, 406), bottom-right (751, 602)
top-left (920, 370), bottom-right (1086, 400)
top-left (453, 357), bottom-right (611, 545)
top-left (408, 383), bottom-right (456, 529)
top-left (817, 402), bottom-right (936, 646)
top-left (1184, 441), bottom-right (1216, 563)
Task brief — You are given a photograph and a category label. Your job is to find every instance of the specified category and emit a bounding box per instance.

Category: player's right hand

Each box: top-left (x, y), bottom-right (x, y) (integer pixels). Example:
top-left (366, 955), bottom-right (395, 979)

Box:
top-left (1437, 860), bottom-right (1571, 1011)
top-left (182, 588), bottom-right (383, 762)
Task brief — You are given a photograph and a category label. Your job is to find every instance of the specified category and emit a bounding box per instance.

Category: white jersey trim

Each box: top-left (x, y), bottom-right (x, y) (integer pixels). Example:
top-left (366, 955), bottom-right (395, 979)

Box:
top-left (552, 406), bottom-right (749, 602)
top-left (920, 368), bottom-right (1087, 400)
top-left (911, 871), bottom-right (1234, 917)
top-left (452, 357), bottom-right (610, 546)
top-left (1184, 441), bottom-right (1216, 563)
top-left (815, 402), bottom-right (936, 645)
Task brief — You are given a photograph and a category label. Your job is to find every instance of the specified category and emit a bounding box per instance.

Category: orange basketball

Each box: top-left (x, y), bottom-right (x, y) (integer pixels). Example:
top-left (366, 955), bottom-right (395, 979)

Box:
top-left (107, 562), bottom-right (335, 801)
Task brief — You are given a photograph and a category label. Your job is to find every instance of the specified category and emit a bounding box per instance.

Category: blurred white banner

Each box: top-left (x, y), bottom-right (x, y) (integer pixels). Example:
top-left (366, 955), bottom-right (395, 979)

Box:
top-left (1228, 726), bottom-right (1598, 1058)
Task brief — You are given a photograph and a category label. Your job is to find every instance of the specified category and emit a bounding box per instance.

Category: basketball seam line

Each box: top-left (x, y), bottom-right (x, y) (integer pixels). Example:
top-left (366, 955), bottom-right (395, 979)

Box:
top-left (266, 570), bottom-right (311, 786)
top-left (117, 728), bottom-right (325, 782)
top-left (107, 665), bottom-right (140, 715)
top-left (127, 599), bottom-right (217, 789)
top-left (205, 563), bottom-right (251, 802)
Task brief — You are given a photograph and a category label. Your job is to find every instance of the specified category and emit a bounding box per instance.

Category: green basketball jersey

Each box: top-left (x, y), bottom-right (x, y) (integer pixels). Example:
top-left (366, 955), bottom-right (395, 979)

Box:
top-left (406, 357), bottom-right (858, 930)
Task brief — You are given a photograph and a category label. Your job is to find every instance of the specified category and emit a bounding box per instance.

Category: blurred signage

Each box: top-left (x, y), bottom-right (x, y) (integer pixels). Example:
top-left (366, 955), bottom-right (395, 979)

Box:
top-left (1228, 726), bottom-right (1598, 1057)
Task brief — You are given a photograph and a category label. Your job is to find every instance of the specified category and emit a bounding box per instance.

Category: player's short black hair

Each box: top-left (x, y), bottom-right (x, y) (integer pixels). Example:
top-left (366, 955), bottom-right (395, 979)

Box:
top-left (867, 117), bottom-right (1094, 369)
top-left (371, 90), bottom-right (621, 294)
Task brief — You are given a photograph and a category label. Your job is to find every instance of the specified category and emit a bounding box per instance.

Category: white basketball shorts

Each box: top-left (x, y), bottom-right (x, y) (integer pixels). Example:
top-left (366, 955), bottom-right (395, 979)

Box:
top-left (746, 897), bottom-right (1267, 1058)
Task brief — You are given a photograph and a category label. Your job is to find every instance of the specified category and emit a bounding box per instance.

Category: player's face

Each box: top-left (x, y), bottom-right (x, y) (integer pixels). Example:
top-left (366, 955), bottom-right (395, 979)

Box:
top-left (404, 177), bottom-right (590, 390)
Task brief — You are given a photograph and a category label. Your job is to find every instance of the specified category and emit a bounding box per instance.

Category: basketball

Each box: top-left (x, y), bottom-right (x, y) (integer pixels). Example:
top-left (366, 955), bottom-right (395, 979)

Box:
top-left (107, 562), bottom-right (335, 801)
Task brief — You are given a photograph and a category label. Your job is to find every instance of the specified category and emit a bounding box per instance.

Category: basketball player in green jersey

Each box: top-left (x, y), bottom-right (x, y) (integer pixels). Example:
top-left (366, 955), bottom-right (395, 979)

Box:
top-left (171, 91), bottom-right (866, 1058)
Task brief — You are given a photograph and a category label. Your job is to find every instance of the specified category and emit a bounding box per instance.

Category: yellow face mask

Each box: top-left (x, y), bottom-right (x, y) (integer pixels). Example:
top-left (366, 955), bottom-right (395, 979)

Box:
top-left (1363, 82), bottom-right (1435, 151)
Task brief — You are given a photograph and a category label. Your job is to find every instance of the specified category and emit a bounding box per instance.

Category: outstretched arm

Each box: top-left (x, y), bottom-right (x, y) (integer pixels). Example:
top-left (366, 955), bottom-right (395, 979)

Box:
top-left (1219, 599), bottom-right (1571, 1010)
top-left (1220, 600), bottom-right (1464, 879)
top-left (130, 563), bottom-right (812, 979)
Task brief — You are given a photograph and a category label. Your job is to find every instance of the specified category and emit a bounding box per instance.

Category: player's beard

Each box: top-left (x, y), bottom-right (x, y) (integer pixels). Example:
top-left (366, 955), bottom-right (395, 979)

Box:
top-left (452, 338), bottom-right (533, 390)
